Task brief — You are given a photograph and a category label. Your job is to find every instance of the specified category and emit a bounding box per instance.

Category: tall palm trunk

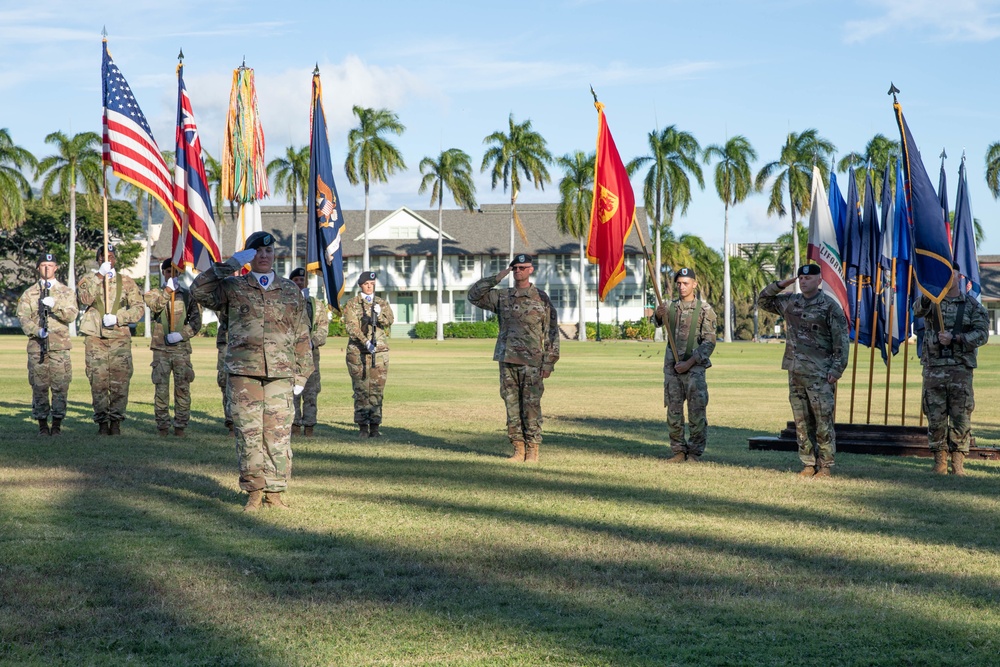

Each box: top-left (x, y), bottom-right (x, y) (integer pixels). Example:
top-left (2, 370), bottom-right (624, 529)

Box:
top-left (291, 196), bottom-right (298, 270)
top-left (67, 184), bottom-right (77, 337)
top-left (363, 183), bottom-right (371, 271)
top-left (577, 236), bottom-right (586, 341)
top-left (723, 201), bottom-right (732, 342)
top-left (508, 192), bottom-right (516, 286)
top-left (789, 186), bottom-right (800, 293)
top-left (436, 195), bottom-right (444, 341)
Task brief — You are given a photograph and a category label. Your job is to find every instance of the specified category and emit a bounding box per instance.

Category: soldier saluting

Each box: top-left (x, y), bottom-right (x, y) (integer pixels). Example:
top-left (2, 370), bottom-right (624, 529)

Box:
top-left (16, 253), bottom-right (79, 436)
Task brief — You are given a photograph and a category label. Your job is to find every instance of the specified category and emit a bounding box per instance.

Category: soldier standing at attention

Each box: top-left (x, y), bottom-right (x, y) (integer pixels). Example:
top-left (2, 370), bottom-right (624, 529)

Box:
top-left (289, 268), bottom-right (328, 437)
top-left (468, 254), bottom-right (559, 463)
top-left (759, 264), bottom-right (849, 478)
top-left (343, 271), bottom-right (394, 438)
top-left (914, 263), bottom-right (989, 476)
top-left (144, 259), bottom-right (203, 437)
top-left (192, 231), bottom-right (312, 511)
top-left (653, 267), bottom-right (717, 463)
top-left (77, 245), bottom-right (144, 436)
top-left (16, 253), bottom-right (79, 436)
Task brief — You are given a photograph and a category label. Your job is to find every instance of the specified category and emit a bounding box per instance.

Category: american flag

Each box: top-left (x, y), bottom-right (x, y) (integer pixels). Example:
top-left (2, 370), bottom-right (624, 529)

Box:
top-left (172, 62), bottom-right (221, 272)
top-left (102, 40), bottom-right (178, 227)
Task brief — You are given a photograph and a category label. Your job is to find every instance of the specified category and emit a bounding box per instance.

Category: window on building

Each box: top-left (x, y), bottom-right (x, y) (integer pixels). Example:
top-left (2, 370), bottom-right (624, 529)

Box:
top-left (555, 254), bottom-right (573, 274)
top-left (453, 291), bottom-right (473, 322)
top-left (389, 226), bottom-right (418, 239)
top-left (487, 256), bottom-right (505, 275)
top-left (458, 256), bottom-right (476, 275)
top-left (549, 287), bottom-right (578, 309)
top-left (425, 257), bottom-right (437, 279)
top-left (394, 256), bottom-right (412, 277)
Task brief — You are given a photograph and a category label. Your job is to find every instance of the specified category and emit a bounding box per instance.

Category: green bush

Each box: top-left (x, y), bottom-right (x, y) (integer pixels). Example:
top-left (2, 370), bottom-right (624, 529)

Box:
top-left (585, 322), bottom-right (620, 340)
top-left (413, 321), bottom-right (499, 339)
top-left (202, 322), bottom-right (218, 338)
top-left (620, 318), bottom-right (655, 340)
top-left (328, 320), bottom-right (346, 337)
top-left (133, 321), bottom-right (144, 338)
top-left (413, 322), bottom-right (435, 339)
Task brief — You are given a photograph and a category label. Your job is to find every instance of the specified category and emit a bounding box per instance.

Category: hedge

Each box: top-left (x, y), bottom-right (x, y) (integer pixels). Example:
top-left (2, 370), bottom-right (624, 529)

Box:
top-left (413, 320), bottom-right (499, 339)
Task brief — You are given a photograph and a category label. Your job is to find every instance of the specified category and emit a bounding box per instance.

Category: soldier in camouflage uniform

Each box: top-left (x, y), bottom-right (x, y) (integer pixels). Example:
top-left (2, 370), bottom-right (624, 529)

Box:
top-left (468, 254), bottom-right (560, 463)
top-left (144, 259), bottom-right (203, 437)
top-left (16, 253), bottom-right (79, 436)
top-left (215, 310), bottom-right (233, 436)
top-left (759, 264), bottom-right (849, 478)
top-left (192, 231), bottom-right (312, 511)
top-left (289, 268), bottom-right (328, 437)
top-left (653, 267), bottom-right (717, 463)
top-left (914, 264), bottom-right (990, 476)
top-left (77, 245), bottom-right (145, 435)
top-left (344, 271), bottom-right (394, 438)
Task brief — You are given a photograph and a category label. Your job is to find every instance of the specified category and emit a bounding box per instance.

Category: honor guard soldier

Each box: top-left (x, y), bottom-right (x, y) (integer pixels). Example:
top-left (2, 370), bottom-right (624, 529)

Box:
top-left (288, 268), bottom-right (329, 437)
top-left (16, 253), bottom-right (79, 435)
top-left (344, 271), bottom-right (394, 438)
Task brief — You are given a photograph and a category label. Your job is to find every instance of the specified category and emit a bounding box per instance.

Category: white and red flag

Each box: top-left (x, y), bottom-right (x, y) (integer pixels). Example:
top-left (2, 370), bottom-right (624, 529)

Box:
top-left (807, 165), bottom-right (850, 327)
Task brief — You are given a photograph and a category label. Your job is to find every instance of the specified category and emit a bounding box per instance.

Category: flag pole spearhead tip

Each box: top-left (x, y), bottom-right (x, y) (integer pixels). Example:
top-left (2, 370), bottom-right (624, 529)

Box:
top-left (177, 48), bottom-right (184, 62)
top-left (313, 63), bottom-right (320, 75)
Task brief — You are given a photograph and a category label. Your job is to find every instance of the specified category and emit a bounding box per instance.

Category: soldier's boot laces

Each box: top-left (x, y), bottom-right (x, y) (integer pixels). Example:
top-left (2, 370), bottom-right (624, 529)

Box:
top-left (508, 441), bottom-right (526, 462)
top-left (303, 426), bottom-right (314, 437)
top-left (98, 422), bottom-right (111, 436)
top-left (798, 466), bottom-right (817, 477)
top-left (932, 450), bottom-right (949, 475)
top-left (664, 452), bottom-right (687, 464)
top-left (243, 490), bottom-right (263, 512)
top-left (50, 418), bottom-right (62, 436)
top-left (950, 451), bottom-right (966, 477)
top-left (37, 419), bottom-right (50, 436)
top-left (110, 421), bottom-right (121, 436)
top-left (264, 492), bottom-right (290, 510)
top-left (814, 467), bottom-right (833, 478)
top-left (358, 424), bottom-right (369, 438)
top-left (291, 425), bottom-right (301, 436)
top-left (158, 428), bottom-right (169, 437)
top-left (174, 427), bottom-right (185, 438)
top-left (369, 424), bottom-right (381, 438)
top-left (525, 442), bottom-right (540, 463)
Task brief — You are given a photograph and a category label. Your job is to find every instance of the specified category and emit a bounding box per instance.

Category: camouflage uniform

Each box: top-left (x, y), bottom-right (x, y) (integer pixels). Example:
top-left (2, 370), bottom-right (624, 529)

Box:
top-left (468, 273), bottom-right (560, 447)
top-left (16, 278), bottom-right (79, 422)
top-left (760, 282), bottom-right (849, 468)
top-left (654, 299), bottom-right (717, 456)
top-left (144, 286), bottom-right (203, 431)
top-left (215, 311), bottom-right (233, 431)
top-left (343, 293), bottom-right (394, 426)
top-left (192, 258), bottom-right (312, 493)
top-left (293, 295), bottom-right (329, 428)
top-left (914, 294), bottom-right (989, 454)
top-left (77, 271), bottom-right (145, 426)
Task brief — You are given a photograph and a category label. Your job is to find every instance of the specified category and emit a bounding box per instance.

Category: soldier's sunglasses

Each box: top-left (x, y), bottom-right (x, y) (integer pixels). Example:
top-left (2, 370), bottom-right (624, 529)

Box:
top-left (512, 265), bottom-right (531, 271)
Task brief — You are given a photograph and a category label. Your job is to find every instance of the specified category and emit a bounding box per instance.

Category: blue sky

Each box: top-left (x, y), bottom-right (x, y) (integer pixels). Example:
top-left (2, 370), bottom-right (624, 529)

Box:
top-left (4, 0), bottom-right (1000, 254)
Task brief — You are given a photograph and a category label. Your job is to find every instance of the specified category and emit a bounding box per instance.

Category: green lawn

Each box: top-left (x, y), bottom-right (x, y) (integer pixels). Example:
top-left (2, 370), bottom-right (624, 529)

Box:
top-left (2, 336), bottom-right (1000, 666)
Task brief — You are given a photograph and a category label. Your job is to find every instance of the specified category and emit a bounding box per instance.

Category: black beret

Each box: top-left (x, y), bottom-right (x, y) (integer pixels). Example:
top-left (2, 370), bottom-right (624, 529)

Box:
top-left (508, 253), bottom-right (533, 268)
top-left (37, 253), bottom-right (56, 266)
top-left (288, 268), bottom-right (306, 280)
top-left (675, 267), bottom-right (696, 281)
top-left (96, 244), bottom-right (115, 261)
top-left (357, 271), bottom-right (377, 285)
top-left (798, 264), bottom-right (822, 276)
top-left (244, 231), bottom-right (275, 251)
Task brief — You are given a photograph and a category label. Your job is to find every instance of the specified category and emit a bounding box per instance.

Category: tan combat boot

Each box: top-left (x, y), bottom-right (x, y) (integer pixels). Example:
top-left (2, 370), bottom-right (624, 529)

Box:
top-left (508, 441), bottom-right (526, 462)
top-left (291, 425), bottom-right (301, 436)
top-left (687, 454), bottom-right (702, 463)
top-left (50, 418), bottom-right (62, 436)
top-left (303, 426), bottom-right (314, 437)
top-left (264, 491), bottom-right (289, 510)
top-left (109, 421), bottom-right (121, 436)
top-left (158, 428), bottom-right (169, 437)
top-left (37, 419), bottom-right (50, 436)
top-left (369, 424), bottom-right (381, 438)
top-left (950, 451), bottom-right (966, 477)
top-left (358, 424), bottom-right (369, 438)
top-left (814, 467), bottom-right (832, 478)
top-left (174, 427), bottom-right (185, 437)
top-left (664, 452), bottom-right (687, 464)
top-left (98, 422), bottom-right (111, 436)
top-left (525, 442), bottom-right (540, 463)
top-left (798, 466), bottom-right (817, 477)
top-left (243, 490), bottom-right (263, 512)
top-left (932, 450), bottom-right (948, 475)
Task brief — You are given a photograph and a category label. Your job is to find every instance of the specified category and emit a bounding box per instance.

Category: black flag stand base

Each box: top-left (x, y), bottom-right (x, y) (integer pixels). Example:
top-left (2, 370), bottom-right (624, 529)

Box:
top-left (749, 422), bottom-right (1000, 459)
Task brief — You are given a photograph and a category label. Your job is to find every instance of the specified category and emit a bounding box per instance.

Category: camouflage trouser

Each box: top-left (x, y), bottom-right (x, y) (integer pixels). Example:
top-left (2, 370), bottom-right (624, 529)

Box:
top-left (922, 365), bottom-right (975, 454)
top-left (217, 344), bottom-right (232, 428)
top-left (346, 349), bottom-right (388, 425)
top-left (500, 363), bottom-right (545, 445)
top-left (27, 344), bottom-right (72, 420)
top-left (151, 348), bottom-right (195, 429)
top-left (84, 336), bottom-right (134, 424)
top-left (664, 368), bottom-right (709, 456)
top-left (788, 372), bottom-right (836, 467)
top-left (228, 374), bottom-right (293, 493)
top-left (293, 349), bottom-right (322, 427)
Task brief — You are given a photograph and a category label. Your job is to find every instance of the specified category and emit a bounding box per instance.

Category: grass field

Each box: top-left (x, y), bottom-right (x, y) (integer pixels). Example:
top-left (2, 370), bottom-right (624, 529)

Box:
top-left (2, 335), bottom-right (1000, 666)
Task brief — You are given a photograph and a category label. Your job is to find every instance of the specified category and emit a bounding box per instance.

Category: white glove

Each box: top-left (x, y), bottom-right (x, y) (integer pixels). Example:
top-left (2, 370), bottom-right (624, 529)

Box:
top-left (301, 288), bottom-right (310, 299)
top-left (373, 303), bottom-right (381, 316)
top-left (293, 385), bottom-right (305, 396)
top-left (165, 278), bottom-right (177, 291)
top-left (165, 332), bottom-right (183, 345)
top-left (98, 262), bottom-right (115, 277)
top-left (102, 313), bottom-right (118, 328)
top-left (365, 341), bottom-right (376, 354)
top-left (41, 296), bottom-right (55, 308)
top-left (231, 249), bottom-right (257, 266)
top-left (37, 328), bottom-right (48, 339)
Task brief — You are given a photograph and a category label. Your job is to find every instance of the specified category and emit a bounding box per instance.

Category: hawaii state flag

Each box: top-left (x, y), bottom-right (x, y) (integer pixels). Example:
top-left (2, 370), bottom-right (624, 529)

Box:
top-left (172, 60), bottom-right (220, 272)
top-left (586, 101), bottom-right (636, 301)
top-left (807, 166), bottom-right (849, 326)
top-left (306, 70), bottom-right (346, 311)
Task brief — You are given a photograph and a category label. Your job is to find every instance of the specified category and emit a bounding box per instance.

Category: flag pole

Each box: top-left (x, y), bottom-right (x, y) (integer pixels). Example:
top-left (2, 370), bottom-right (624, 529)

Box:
top-left (865, 266), bottom-right (883, 423)
top-left (633, 220), bottom-right (679, 361)
top-left (883, 257), bottom-right (897, 424)
top-left (848, 279), bottom-right (863, 423)
top-left (101, 166), bottom-right (111, 313)
top-left (901, 265), bottom-right (914, 424)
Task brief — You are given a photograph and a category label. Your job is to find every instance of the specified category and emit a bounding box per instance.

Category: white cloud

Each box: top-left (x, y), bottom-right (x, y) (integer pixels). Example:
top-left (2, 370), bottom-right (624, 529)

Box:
top-left (845, 0), bottom-right (1000, 43)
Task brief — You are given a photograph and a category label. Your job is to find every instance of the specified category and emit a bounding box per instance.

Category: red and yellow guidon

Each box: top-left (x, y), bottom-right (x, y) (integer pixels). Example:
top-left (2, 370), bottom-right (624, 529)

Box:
top-left (596, 185), bottom-right (619, 224)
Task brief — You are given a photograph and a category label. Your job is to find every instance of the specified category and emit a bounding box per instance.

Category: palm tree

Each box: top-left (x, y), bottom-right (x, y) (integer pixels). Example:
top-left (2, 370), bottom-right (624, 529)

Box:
top-left (555, 150), bottom-right (595, 341)
top-left (985, 142), bottom-right (1000, 201)
top-left (418, 148), bottom-right (478, 341)
top-left (345, 106), bottom-right (406, 270)
top-left (836, 133), bottom-right (899, 201)
top-left (775, 223), bottom-right (809, 277)
top-left (202, 151), bottom-right (232, 249)
top-left (0, 128), bottom-right (38, 230)
top-left (704, 135), bottom-right (757, 342)
top-left (730, 243), bottom-right (776, 341)
top-left (267, 145), bottom-right (309, 268)
top-left (678, 233), bottom-right (723, 305)
top-left (755, 129), bottom-right (835, 287)
top-left (37, 130), bottom-right (102, 323)
top-left (481, 113), bottom-right (553, 267)
top-left (627, 126), bottom-right (704, 300)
